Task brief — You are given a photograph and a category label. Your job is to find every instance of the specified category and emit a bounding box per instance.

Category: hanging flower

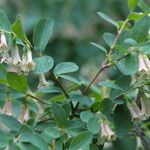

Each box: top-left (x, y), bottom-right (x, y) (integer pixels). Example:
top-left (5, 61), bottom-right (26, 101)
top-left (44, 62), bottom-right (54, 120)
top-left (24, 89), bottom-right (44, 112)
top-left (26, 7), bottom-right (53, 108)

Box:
top-left (38, 73), bottom-right (49, 88)
top-left (6, 64), bottom-right (22, 74)
top-left (140, 94), bottom-right (150, 119)
top-left (136, 137), bottom-right (144, 150)
top-left (0, 32), bottom-right (7, 52)
top-left (18, 105), bottom-right (29, 123)
top-left (20, 45), bottom-right (35, 74)
top-left (97, 120), bottom-right (116, 145)
top-left (126, 100), bottom-right (145, 121)
top-left (138, 54), bottom-right (150, 72)
top-left (11, 45), bottom-right (21, 65)
top-left (0, 52), bottom-right (12, 64)
top-left (1, 97), bottom-right (12, 116)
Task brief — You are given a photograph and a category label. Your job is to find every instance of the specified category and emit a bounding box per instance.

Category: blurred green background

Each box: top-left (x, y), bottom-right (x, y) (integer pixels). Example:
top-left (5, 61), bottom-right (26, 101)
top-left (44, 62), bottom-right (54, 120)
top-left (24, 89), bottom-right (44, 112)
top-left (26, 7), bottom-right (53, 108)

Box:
top-left (1, 0), bottom-right (149, 80)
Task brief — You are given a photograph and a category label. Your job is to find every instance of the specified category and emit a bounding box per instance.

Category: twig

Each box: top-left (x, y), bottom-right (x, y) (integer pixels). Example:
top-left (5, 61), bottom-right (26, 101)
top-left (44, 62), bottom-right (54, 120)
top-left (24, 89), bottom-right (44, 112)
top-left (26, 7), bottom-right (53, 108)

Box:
top-left (83, 18), bottom-right (129, 94)
top-left (27, 93), bottom-right (50, 105)
top-left (50, 71), bottom-right (69, 98)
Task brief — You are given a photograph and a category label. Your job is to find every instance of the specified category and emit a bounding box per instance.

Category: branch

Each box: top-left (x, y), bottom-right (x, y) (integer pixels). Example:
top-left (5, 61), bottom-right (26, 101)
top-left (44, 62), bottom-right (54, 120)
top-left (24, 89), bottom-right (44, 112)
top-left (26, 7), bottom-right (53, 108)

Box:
top-left (83, 18), bottom-right (129, 94)
top-left (27, 93), bottom-right (50, 105)
top-left (50, 71), bottom-right (69, 98)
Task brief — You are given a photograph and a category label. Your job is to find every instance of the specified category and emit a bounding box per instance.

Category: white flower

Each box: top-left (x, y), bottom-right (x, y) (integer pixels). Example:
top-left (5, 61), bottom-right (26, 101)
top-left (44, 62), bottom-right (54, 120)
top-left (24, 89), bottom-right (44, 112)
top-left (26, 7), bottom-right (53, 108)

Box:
top-left (38, 73), bottom-right (49, 88)
top-left (20, 50), bottom-right (35, 74)
top-left (0, 52), bottom-right (12, 64)
top-left (18, 105), bottom-right (29, 123)
top-left (127, 100), bottom-right (145, 121)
top-left (138, 54), bottom-right (150, 72)
top-left (6, 64), bottom-right (22, 74)
top-left (1, 98), bottom-right (12, 116)
top-left (0, 32), bottom-right (7, 52)
top-left (97, 120), bottom-right (116, 145)
top-left (11, 46), bottom-right (21, 65)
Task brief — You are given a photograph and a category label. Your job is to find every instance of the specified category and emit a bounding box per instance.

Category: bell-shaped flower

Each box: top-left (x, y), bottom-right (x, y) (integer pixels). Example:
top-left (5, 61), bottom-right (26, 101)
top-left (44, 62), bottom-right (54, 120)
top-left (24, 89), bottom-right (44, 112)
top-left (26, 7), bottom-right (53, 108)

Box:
top-left (136, 137), bottom-right (144, 150)
top-left (38, 73), bottom-right (49, 88)
top-left (18, 105), bottom-right (29, 123)
top-left (11, 46), bottom-right (21, 65)
top-left (0, 32), bottom-right (7, 52)
top-left (140, 94), bottom-right (150, 119)
top-left (1, 98), bottom-right (12, 116)
top-left (20, 49), bottom-right (35, 74)
top-left (126, 100), bottom-right (145, 121)
top-left (0, 52), bottom-right (12, 64)
top-left (138, 54), bottom-right (150, 72)
top-left (97, 120), bottom-right (116, 145)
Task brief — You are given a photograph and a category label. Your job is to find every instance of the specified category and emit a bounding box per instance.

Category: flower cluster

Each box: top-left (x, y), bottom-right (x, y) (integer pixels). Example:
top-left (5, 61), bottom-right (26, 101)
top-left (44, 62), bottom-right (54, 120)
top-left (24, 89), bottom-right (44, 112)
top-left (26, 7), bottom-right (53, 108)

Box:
top-left (0, 97), bottom-right (29, 123)
top-left (0, 32), bottom-right (35, 75)
top-left (125, 95), bottom-right (150, 121)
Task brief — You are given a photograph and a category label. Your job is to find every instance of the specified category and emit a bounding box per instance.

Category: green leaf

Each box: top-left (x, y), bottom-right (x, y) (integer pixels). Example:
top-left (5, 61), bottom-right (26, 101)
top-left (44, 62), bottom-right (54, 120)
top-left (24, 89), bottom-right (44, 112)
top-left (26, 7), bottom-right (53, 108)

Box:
top-left (0, 64), bottom-right (8, 85)
top-left (98, 80), bottom-right (121, 90)
top-left (19, 133), bottom-right (48, 150)
top-left (127, 12), bottom-right (144, 20)
top-left (0, 114), bottom-right (21, 132)
top-left (53, 62), bottom-right (79, 76)
top-left (114, 104), bottom-right (133, 138)
top-left (70, 95), bottom-right (92, 107)
top-left (11, 18), bottom-right (28, 43)
top-left (87, 116), bottom-right (100, 134)
top-left (90, 42), bottom-right (107, 53)
top-left (123, 38), bottom-right (137, 46)
top-left (127, 0), bottom-right (139, 11)
top-left (80, 110), bottom-right (94, 123)
top-left (0, 131), bottom-right (12, 148)
top-left (59, 75), bottom-right (81, 85)
top-left (103, 32), bottom-right (115, 47)
top-left (0, 9), bottom-right (11, 31)
top-left (110, 76), bottom-right (132, 99)
top-left (69, 131), bottom-right (93, 150)
top-left (97, 12), bottom-right (119, 28)
top-left (138, 0), bottom-right (150, 12)
top-left (51, 103), bottom-right (67, 127)
top-left (117, 53), bottom-right (139, 75)
top-left (34, 56), bottom-right (54, 74)
top-left (43, 127), bottom-right (61, 139)
top-left (37, 86), bottom-right (62, 94)
top-left (131, 16), bottom-right (150, 43)
top-left (99, 98), bottom-right (115, 121)
top-left (33, 18), bottom-right (54, 51)
top-left (6, 72), bottom-right (28, 92)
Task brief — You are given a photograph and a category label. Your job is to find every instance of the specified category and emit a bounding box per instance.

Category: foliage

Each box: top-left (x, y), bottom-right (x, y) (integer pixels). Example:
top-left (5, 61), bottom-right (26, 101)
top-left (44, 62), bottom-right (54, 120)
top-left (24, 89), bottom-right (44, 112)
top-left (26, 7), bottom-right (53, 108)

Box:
top-left (0, 0), bottom-right (150, 150)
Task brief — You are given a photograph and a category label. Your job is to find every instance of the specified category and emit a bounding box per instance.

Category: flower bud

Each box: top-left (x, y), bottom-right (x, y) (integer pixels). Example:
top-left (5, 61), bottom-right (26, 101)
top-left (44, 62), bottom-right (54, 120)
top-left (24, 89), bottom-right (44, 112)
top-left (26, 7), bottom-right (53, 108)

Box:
top-left (38, 73), bottom-right (49, 88)
top-left (97, 120), bottom-right (116, 145)
top-left (0, 32), bottom-right (7, 52)
top-left (138, 54), bottom-right (150, 72)
top-left (11, 46), bottom-right (21, 65)
top-left (18, 105), bottom-right (29, 123)
top-left (1, 97), bottom-right (12, 116)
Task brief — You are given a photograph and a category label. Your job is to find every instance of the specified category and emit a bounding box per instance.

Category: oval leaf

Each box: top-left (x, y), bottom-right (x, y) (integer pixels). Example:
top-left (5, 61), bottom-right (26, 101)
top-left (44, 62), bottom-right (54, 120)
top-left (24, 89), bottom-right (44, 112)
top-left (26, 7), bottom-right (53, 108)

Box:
top-left (69, 131), bottom-right (93, 150)
top-left (117, 54), bottom-right (139, 75)
top-left (34, 56), bottom-right (54, 74)
top-left (53, 62), bottom-right (79, 76)
top-left (98, 12), bottom-right (119, 28)
top-left (6, 72), bottom-right (28, 92)
top-left (33, 18), bottom-right (54, 51)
